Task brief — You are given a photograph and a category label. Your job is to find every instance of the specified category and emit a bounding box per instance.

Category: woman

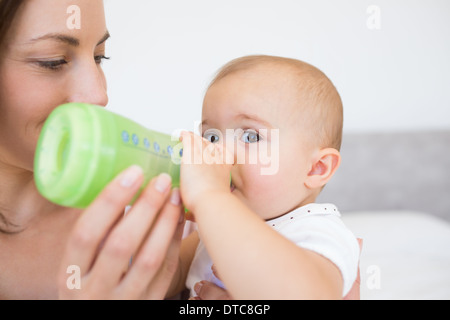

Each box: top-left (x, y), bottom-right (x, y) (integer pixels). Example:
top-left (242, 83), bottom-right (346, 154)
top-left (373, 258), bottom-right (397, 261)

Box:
top-left (0, 0), bottom-right (360, 300)
top-left (0, 0), bottom-right (186, 299)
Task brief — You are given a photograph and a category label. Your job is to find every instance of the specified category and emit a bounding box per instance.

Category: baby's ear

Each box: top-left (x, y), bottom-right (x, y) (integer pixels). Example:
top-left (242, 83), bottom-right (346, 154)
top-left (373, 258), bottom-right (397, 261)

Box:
top-left (305, 148), bottom-right (341, 190)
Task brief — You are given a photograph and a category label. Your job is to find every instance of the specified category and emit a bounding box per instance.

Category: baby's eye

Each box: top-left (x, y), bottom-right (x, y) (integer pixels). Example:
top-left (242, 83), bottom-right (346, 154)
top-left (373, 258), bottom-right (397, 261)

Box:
top-left (241, 130), bottom-right (260, 144)
top-left (203, 129), bottom-right (221, 144)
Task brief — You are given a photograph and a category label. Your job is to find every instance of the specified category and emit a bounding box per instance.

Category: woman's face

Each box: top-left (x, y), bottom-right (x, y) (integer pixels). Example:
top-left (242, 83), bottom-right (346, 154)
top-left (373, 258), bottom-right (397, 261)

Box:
top-left (0, 0), bottom-right (109, 171)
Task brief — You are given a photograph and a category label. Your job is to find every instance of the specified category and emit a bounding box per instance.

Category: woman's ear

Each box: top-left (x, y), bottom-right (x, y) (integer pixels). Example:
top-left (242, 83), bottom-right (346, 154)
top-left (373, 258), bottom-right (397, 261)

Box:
top-left (305, 148), bottom-right (341, 190)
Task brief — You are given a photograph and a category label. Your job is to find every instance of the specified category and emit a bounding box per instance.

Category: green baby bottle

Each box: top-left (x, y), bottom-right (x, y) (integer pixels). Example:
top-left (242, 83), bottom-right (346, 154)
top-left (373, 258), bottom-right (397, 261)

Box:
top-left (34, 103), bottom-right (183, 209)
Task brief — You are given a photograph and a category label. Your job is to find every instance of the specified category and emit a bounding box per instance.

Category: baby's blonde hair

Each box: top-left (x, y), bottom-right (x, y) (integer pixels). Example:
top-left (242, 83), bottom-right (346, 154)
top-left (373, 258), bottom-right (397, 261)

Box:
top-left (208, 55), bottom-right (344, 151)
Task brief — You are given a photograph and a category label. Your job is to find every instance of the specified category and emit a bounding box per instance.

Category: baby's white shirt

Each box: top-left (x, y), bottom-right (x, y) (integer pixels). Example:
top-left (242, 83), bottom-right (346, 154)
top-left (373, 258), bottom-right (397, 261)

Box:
top-left (185, 203), bottom-right (360, 298)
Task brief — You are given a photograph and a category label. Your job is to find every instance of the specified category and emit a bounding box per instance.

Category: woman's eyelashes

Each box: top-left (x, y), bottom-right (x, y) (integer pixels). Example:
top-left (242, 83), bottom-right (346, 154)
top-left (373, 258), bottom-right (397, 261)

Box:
top-left (36, 55), bottom-right (110, 71)
top-left (94, 55), bottom-right (110, 65)
top-left (36, 59), bottom-right (68, 70)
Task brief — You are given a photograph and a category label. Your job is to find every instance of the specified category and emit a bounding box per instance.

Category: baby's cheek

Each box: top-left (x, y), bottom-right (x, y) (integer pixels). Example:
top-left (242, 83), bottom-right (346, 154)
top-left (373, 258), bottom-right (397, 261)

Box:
top-left (240, 163), bottom-right (290, 220)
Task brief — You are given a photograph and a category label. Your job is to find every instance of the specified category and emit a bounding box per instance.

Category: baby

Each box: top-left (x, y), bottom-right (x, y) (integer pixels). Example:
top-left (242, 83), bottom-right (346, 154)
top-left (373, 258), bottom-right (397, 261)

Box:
top-left (169, 55), bottom-right (360, 299)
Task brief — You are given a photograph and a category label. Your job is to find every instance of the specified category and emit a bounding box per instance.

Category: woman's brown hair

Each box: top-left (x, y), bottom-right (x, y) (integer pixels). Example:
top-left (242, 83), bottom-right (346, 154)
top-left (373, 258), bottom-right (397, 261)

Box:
top-left (0, 0), bottom-right (26, 234)
top-left (0, 0), bottom-right (26, 50)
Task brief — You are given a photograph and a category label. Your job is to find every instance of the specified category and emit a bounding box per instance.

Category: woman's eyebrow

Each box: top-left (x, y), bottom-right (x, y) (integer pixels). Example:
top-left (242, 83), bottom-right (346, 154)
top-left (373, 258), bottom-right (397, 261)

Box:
top-left (97, 31), bottom-right (110, 46)
top-left (27, 31), bottom-right (110, 47)
top-left (29, 33), bottom-right (80, 46)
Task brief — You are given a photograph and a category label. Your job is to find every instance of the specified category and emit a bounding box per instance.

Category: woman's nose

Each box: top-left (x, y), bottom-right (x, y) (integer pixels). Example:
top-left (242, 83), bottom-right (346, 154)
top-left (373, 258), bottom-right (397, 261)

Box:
top-left (66, 63), bottom-right (109, 107)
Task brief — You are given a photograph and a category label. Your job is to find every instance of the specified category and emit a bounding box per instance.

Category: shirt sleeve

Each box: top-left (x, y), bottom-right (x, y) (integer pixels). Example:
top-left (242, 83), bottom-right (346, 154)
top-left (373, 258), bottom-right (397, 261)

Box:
top-left (278, 213), bottom-right (360, 297)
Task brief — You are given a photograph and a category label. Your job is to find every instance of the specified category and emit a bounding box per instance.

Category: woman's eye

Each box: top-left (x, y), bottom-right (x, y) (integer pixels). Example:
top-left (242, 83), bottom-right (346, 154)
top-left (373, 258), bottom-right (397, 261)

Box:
top-left (95, 55), bottom-right (110, 65)
top-left (241, 130), bottom-right (260, 144)
top-left (203, 132), bottom-right (221, 143)
top-left (36, 55), bottom-right (110, 70)
top-left (37, 59), bottom-right (68, 70)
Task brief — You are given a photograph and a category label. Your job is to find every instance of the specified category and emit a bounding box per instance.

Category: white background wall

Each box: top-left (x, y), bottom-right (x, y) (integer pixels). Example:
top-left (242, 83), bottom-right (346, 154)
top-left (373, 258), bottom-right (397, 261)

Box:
top-left (102, 0), bottom-right (450, 135)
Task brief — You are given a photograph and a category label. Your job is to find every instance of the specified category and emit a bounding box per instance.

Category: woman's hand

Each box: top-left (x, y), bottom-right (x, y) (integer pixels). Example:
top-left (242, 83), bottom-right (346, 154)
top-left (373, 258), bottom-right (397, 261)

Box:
top-left (190, 265), bottom-right (232, 300)
top-left (190, 281), bottom-right (232, 300)
top-left (58, 166), bottom-right (185, 300)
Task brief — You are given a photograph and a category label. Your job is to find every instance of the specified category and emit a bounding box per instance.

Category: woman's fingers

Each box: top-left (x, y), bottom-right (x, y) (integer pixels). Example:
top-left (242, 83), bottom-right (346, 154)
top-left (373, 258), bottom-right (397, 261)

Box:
top-left (59, 165), bottom-right (144, 294)
top-left (191, 265), bottom-right (232, 300)
top-left (120, 188), bottom-right (185, 299)
top-left (58, 166), bottom-right (185, 300)
top-left (193, 281), bottom-right (232, 300)
top-left (143, 203), bottom-right (185, 299)
top-left (87, 173), bottom-right (173, 295)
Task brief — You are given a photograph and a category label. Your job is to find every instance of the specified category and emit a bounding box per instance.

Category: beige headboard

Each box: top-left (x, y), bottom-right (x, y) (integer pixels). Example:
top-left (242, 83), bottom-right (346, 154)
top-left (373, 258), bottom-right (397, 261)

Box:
top-left (318, 131), bottom-right (450, 222)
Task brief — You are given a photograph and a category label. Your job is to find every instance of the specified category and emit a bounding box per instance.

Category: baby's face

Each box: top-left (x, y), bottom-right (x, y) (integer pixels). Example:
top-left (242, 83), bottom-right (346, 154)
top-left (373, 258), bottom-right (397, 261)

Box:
top-left (201, 67), bottom-right (317, 220)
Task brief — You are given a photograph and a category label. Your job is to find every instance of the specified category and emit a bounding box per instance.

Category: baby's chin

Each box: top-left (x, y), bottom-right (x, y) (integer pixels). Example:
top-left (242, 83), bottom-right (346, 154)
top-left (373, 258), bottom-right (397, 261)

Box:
top-left (229, 187), bottom-right (274, 220)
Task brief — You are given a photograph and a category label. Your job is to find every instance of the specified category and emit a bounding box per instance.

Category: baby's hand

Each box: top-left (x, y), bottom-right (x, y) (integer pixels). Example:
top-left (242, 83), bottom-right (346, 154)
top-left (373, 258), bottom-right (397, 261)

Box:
top-left (179, 131), bottom-right (234, 214)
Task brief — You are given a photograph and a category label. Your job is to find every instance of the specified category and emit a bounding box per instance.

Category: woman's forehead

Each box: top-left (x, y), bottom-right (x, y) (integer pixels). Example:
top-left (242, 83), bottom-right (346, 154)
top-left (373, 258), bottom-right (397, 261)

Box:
top-left (6, 0), bottom-right (106, 45)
